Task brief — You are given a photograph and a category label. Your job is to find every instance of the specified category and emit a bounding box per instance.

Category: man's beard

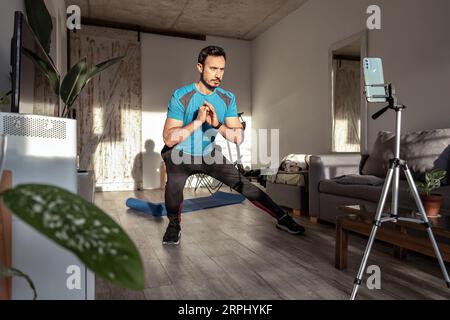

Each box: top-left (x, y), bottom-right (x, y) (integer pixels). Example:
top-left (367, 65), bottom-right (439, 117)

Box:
top-left (200, 73), bottom-right (220, 91)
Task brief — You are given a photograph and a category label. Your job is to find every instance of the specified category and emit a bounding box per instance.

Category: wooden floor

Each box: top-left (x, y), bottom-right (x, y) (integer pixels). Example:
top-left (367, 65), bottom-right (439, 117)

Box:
top-left (94, 188), bottom-right (450, 300)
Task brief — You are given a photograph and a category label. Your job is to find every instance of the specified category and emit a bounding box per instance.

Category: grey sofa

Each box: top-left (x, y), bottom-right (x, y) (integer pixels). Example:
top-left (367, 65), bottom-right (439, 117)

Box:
top-left (309, 129), bottom-right (450, 224)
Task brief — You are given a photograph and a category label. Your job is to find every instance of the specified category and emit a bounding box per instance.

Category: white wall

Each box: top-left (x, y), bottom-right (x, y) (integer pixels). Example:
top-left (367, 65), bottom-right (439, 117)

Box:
top-left (141, 34), bottom-right (252, 189)
top-left (252, 0), bottom-right (450, 161)
top-left (44, 0), bottom-right (68, 77)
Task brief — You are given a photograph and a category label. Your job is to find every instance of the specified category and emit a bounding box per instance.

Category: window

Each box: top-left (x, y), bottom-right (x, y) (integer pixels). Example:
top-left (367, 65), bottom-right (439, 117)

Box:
top-left (332, 57), bottom-right (361, 153)
top-left (330, 32), bottom-right (368, 153)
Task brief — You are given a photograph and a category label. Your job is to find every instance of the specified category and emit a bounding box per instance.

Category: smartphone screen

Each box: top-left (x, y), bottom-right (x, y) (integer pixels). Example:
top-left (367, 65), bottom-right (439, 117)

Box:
top-left (363, 58), bottom-right (387, 103)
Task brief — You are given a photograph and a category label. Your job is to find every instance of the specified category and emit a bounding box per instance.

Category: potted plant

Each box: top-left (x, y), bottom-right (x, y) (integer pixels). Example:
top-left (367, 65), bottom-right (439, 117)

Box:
top-left (416, 169), bottom-right (447, 217)
top-left (23, 0), bottom-right (124, 118)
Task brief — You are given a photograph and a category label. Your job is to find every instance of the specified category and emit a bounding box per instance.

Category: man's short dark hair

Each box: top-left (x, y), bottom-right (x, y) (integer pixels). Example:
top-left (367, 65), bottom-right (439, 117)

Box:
top-left (198, 46), bottom-right (226, 66)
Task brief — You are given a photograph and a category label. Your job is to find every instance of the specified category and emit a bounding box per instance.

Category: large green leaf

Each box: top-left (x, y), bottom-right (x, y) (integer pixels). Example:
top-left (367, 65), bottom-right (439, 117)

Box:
top-left (65, 56), bottom-right (125, 113)
top-left (25, 0), bottom-right (53, 54)
top-left (60, 58), bottom-right (88, 108)
top-left (0, 266), bottom-right (37, 300)
top-left (2, 185), bottom-right (145, 290)
top-left (86, 56), bottom-right (125, 84)
top-left (22, 47), bottom-right (60, 95)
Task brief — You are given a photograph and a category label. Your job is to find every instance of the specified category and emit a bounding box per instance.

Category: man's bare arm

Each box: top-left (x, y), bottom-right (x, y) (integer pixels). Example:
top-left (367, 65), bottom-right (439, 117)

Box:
top-left (220, 117), bottom-right (244, 145)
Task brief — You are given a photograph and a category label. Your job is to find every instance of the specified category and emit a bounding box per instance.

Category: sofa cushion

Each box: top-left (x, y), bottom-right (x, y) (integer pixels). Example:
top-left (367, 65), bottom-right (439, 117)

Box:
top-left (361, 131), bottom-right (395, 178)
top-left (319, 179), bottom-right (413, 205)
top-left (333, 174), bottom-right (384, 186)
top-left (320, 179), bottom-right (386, 203)
top-left (320, 180), bottom-right (450, 211)
top-left (362, 129), bottom-right (450, 184)
top-left (402, 129), bottom-right (450, 184)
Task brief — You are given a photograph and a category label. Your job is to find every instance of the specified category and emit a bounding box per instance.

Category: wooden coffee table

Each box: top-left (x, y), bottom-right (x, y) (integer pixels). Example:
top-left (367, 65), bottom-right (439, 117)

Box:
top-left (335, 204), bottom-right (450, 270)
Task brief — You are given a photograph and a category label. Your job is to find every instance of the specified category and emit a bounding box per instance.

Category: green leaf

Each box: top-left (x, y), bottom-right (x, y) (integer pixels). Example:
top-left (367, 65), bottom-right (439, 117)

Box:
top-left (60, 58), bottom-right (88, 108)
top-left (0, 266), bottom-right (37, 300)
top-left (416, 182), bottom-right (426, 190)
top-left (22, 47), bottom-right (60, 95)
top-left (2, 185), bottom-right (145, 290)
top-left (65, 56), bottom-right (125, 114)
top-left (0, 91), bottom-right (11, 107)
top-left (25, 0), bottom-right (53, 54)
top-left (87, 56), bottom-right (125, 84)
top-left (419, 169), bottom-right (447, 196)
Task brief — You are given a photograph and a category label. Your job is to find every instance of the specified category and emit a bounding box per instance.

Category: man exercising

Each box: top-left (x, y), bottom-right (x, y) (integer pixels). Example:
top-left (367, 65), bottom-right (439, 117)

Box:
top-left (161, 46), bottom-right (305, 245)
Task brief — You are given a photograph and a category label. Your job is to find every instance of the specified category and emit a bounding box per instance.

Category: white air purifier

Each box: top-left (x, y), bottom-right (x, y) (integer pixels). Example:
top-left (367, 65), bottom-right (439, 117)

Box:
top-left (0, 113), bottom-right (95, 300)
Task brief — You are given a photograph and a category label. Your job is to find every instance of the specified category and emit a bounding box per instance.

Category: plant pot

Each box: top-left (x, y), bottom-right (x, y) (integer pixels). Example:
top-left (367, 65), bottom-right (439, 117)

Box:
top-left (420, 194), bottom-right (443, 217)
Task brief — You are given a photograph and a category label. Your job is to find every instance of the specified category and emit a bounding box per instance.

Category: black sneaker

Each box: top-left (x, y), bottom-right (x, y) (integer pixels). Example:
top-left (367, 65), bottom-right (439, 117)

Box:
top-left (163, 221), bottom-right (181, 245)
top-left (276, 215), bottom-right (305, 235)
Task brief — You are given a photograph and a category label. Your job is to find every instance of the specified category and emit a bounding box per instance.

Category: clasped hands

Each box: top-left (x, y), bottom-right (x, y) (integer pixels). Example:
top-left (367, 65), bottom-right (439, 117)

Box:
top-left (196, 101), bottom-right (220, 128)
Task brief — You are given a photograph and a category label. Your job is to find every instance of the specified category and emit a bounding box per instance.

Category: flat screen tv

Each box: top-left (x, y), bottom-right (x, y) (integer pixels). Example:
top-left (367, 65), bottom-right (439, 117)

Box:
top-left (11, 11), bottom-right (60, 116)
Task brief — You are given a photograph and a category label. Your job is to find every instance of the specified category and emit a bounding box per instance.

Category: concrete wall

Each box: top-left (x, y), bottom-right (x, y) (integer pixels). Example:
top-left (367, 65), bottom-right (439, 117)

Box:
top-left (141, 34), bottom-right (252, 189)
top-left (252, 0), bottom-right (450, 162)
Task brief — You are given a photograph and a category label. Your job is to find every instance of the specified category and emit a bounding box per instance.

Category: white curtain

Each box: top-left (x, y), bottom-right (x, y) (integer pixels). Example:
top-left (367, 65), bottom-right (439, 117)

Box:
top-left (333, 59), bottom-right (361, 153)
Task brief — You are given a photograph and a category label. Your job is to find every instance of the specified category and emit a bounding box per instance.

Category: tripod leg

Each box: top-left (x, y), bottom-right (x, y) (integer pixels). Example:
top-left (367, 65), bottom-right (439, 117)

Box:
top-left (403, 167), bottom-right (450, 288)
top-left (391, 167), bottom-right (400, 216)
top-left (351, 167), bottom-right (395, 300)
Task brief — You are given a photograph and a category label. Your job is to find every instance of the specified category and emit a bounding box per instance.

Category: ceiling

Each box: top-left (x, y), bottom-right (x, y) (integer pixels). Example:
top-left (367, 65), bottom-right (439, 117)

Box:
top-left (67, 0), bottom-right (308, 40)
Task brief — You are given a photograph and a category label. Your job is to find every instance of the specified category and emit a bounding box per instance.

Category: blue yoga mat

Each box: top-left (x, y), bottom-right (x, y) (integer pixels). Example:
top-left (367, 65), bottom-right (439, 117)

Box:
top-left (126, 191), bottom-right (246, 217)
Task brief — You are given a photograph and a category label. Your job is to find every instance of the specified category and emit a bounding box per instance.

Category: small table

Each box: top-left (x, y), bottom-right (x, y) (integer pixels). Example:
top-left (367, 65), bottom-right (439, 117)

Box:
top-left (335, 204), bottom-right (450, 270)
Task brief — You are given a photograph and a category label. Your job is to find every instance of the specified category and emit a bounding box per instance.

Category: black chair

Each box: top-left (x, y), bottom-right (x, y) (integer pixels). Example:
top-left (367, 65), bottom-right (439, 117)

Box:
top-left (189, 112), bottom-right (247, 194)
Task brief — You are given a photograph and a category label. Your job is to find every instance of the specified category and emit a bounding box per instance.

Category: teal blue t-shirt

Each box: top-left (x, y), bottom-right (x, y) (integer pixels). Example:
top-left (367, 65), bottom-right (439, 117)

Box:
top-left (167, 83), bottom-right (238, 156)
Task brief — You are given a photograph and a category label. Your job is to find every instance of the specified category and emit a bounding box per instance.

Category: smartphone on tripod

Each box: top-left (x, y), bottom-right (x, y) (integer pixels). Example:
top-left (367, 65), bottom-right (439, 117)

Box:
top-left (363, 58), bottom-right (387, 103)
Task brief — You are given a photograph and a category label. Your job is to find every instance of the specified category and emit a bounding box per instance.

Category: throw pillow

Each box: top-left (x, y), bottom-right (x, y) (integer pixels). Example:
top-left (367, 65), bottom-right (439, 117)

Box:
top-left (402, 128), bottom-right (450, 184)
top-left (361, 131), bottom-right (395, 178)
top-left (362, 129), bottom-right (450, 184)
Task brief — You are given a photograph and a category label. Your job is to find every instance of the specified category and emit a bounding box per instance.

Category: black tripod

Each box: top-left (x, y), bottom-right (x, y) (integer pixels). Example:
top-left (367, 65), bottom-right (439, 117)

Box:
top-left (351, 84), bottom-right (450, 300)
